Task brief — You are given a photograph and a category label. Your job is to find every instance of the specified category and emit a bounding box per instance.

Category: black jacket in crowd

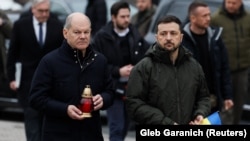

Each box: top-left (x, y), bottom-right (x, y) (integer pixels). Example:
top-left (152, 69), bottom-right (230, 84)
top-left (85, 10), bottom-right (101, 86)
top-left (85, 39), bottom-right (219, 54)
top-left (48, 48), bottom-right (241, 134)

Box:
top-left (182, 23), bottom-right (233, 112)
top-left (92, 21), bottom-right (150, 96)
top-left (7, 15), bottom-right (64, 108)
top-left (85, 0), bottom-right (107, 36)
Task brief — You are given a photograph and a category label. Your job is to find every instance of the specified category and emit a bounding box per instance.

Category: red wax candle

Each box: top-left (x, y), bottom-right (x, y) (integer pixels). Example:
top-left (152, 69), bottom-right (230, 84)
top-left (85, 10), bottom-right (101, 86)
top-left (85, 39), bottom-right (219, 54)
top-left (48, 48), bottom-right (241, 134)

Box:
top-left (80, 98), bottom-right (93, 113)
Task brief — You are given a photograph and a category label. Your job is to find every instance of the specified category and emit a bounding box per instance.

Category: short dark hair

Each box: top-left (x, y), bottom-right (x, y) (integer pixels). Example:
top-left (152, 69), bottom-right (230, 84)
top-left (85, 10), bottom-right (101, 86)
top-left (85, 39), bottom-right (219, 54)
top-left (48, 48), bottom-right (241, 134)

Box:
top-left (155, 15), bottom-right (182, 33)
top-left (110, 1), bottom-right (130, 17)
top-left (188, 0), bottom-right (208, 17)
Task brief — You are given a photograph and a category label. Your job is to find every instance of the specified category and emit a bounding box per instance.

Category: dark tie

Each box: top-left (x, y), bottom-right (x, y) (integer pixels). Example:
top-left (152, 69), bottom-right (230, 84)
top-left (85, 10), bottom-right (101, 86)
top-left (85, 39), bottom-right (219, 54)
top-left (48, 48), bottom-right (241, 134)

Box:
top-left (38, 22), bottom-right (43, 47)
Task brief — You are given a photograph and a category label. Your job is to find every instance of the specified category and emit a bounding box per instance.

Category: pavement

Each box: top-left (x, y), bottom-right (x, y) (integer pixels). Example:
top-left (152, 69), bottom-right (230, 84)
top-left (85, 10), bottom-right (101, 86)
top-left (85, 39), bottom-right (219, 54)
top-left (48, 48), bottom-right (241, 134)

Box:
top-left (0, 109), bottom-right (249, 141)
top-left (0, 120), bottom-right (135, 141)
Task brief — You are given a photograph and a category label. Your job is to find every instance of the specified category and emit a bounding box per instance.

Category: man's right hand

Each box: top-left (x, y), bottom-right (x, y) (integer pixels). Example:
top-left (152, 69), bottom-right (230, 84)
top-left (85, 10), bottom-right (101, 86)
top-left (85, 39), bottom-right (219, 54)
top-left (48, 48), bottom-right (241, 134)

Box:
top-left (67, 105), bottom-right (85, 120)
top-left (119, 64), bottom-right (133, 77)
top-left (10, 81), bottom-right (17, 91)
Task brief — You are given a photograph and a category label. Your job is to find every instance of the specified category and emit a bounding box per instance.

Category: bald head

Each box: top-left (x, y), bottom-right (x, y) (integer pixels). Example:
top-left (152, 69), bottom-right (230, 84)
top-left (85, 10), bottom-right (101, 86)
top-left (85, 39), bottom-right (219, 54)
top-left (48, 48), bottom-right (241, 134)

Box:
top-left (64, 12), bottom-right (91, 29)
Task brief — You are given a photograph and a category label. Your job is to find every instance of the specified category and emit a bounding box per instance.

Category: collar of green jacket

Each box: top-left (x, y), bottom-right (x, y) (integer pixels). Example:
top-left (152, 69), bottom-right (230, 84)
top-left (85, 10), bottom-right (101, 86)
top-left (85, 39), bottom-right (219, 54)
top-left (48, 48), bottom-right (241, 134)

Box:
top-left (145, 43), bottom-right (192, 65)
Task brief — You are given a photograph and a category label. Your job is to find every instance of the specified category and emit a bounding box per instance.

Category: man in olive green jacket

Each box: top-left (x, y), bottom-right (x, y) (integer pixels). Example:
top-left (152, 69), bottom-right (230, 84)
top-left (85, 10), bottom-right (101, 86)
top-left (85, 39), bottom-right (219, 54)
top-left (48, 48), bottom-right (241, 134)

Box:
top-left (211, 0), bottom-right (250, 124)
top-left (131, 0), bottom-right (156, 37)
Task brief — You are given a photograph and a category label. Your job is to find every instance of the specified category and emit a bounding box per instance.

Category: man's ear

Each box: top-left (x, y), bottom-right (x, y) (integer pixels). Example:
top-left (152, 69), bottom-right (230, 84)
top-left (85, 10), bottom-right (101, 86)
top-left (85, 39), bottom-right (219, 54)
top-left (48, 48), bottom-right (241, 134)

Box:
top-left (63, 28), bottom-right (67, 39)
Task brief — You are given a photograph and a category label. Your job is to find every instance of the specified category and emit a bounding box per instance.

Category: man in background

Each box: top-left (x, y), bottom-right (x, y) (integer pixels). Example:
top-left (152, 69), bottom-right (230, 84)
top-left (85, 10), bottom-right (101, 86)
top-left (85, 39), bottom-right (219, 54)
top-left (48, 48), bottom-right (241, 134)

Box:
top-left (85, 0), bottom-right (107, 37)
top-left (182, 1), bottom-right (234, 123)
top-left (7, 0), bottom-right (64, 140)
top-left (131, 0), bottom-right (156, 37)
top-left (211, 0), bottom-right (250, 124)
top-left (0, 10), bottom-right (13, 101)
top-left (92, 1), bottom-right (150, 141)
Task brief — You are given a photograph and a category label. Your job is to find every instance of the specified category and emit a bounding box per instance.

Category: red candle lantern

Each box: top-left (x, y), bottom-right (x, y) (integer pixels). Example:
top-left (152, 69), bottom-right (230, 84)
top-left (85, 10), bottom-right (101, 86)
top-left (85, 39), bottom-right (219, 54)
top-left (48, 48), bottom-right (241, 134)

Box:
top-left (80, 85), bottom-right (93, 118)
